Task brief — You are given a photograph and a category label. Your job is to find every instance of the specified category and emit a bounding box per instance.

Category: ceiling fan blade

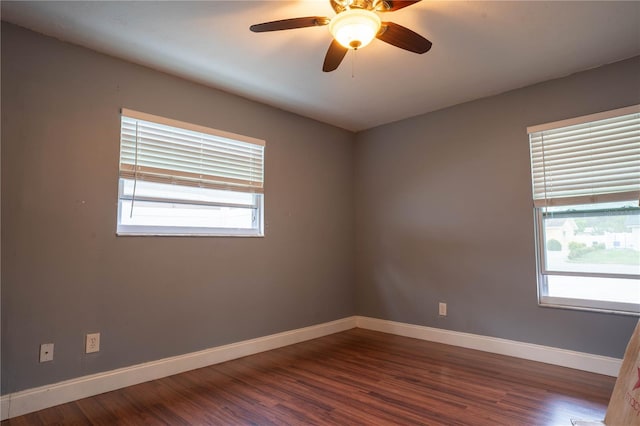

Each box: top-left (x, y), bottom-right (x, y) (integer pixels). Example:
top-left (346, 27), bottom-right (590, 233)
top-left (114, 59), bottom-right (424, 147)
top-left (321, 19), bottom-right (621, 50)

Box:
top-left (323, 40), bottom-right (348, 72)
top-left (250, 17), bottom-right (330, 32)
top-left (376, 22), bottom-right (432, 54)
top-left (377, 0), bottom-right (422, 12)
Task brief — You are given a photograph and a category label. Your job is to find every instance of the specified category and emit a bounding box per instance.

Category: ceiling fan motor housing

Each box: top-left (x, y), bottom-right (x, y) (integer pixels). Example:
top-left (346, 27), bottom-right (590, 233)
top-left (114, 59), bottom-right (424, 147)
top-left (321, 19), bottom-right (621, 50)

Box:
top-left (330, 0), bottom-right (380, 14)
top-left (329, 9), bottom-right (382, 49)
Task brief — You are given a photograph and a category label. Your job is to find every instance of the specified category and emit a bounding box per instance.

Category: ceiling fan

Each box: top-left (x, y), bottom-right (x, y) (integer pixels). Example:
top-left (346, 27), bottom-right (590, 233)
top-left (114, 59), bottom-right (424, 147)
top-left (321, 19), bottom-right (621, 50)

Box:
top-left (250, 0), bottom-right (432, 72)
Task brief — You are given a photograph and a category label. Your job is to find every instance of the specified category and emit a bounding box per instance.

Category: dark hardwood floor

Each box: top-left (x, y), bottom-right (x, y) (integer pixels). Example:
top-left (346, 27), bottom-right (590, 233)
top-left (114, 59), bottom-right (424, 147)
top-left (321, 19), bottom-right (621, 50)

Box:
top-left (3, 328), bottom-right (615, 425)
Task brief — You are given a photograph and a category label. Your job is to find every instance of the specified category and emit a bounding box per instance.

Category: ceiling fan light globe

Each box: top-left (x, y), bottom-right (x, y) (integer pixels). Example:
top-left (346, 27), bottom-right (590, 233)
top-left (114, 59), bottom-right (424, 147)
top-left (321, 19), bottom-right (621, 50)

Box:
top-left (329, 9), bottom-right (381, 50)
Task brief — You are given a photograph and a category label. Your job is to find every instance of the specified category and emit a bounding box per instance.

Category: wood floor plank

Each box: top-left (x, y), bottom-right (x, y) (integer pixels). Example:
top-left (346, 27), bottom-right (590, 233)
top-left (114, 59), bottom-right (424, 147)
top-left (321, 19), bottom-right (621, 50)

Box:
top-left (2, 328), bottom-right (614, 425)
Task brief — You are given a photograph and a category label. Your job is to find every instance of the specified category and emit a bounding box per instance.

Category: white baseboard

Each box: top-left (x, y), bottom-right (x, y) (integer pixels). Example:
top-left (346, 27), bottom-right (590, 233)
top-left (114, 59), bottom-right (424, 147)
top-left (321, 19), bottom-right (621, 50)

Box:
top-left (0, 316), bottom-right (357, 420)
top-left (1, 315), bottom-right (623, 420)
top-left (355, 316), bottom-right (622, 377)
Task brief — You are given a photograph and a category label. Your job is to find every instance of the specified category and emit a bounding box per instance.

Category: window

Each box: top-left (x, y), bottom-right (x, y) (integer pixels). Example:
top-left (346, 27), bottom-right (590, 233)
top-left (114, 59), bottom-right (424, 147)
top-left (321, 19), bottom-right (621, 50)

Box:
top-left (117, 109), bottom-right (265, 236)
top-left (527, 104), bottom-right (640, 315)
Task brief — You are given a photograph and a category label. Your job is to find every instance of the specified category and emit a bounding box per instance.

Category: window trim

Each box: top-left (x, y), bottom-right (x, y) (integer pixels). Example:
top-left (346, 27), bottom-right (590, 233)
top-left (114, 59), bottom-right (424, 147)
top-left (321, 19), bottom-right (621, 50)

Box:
top-left (533, 207), bottom-right (640, 316)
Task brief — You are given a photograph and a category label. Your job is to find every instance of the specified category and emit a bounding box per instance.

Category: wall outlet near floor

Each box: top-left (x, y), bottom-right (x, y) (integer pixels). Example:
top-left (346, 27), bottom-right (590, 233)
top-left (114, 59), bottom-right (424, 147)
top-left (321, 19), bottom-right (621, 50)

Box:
top-left (86, 333), bottom-right (100, 353)
top-left (439, 302), bottom-right (447, 317)
top-left (40, 343), bottom-right (54, 362)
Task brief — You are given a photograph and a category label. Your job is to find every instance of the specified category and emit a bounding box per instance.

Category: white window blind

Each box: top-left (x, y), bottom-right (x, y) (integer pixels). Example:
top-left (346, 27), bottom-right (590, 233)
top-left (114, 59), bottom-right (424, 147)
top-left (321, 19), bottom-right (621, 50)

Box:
top-left (528, 104), bottom-right (640, 207)
top-left (120, 109), bottom-right (264, 193)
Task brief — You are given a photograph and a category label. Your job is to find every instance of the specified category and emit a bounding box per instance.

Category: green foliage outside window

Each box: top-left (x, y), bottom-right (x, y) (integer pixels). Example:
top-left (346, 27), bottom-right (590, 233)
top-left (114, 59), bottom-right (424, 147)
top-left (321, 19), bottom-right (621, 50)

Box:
top-left (547, 239), bottom-right (562, 251)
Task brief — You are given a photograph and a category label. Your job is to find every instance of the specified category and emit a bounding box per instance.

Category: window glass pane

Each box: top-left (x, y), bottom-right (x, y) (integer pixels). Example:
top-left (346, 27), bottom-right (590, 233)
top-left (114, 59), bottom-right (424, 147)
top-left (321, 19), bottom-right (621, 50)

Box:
top-left (120, 179), bottom-right (256, 206)
top-left (542, 201), bottom-right (640, 276)
top-left (546, 275), bottom-right (640, 305)
top-left (119, 200), bottom-right (256, 230)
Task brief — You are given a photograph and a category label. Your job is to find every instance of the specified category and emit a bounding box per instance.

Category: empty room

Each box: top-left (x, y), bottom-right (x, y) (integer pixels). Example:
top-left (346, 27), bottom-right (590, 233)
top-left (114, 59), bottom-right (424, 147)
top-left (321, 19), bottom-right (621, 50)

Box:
top-left (1, 1), bottom-right (639, 425)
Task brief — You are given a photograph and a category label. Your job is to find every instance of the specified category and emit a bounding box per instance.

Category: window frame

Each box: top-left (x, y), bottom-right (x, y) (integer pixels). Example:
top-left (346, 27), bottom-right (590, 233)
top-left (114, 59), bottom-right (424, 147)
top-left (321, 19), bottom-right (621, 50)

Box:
top-left (533, 203), bottom-right (640, 315)
top-left (116, 179), bottom-right (264, 237)
top-left (528, 104), bottom-right (640, 316)
top-left (116, 109), bottom-right (265, 237)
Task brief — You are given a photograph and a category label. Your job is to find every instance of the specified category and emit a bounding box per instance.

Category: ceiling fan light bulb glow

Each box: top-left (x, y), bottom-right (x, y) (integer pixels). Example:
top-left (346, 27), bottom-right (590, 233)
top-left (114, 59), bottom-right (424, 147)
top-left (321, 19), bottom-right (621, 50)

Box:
top-left (329, 9), bottom-right (381, 49)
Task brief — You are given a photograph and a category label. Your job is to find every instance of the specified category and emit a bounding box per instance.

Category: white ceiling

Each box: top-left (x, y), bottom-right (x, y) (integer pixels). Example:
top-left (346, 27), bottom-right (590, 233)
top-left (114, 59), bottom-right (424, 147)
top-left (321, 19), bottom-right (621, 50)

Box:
top-left (2, 1), bottom-right (639, 131)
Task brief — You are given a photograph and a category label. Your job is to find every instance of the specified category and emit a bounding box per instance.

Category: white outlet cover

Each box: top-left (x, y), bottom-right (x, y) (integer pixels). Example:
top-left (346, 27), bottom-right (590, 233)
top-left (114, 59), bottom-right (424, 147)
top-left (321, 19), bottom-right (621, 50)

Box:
top-left (86, 333), bottom-right (100, 353)
top-left (40, 343), bottom-right (54, 362)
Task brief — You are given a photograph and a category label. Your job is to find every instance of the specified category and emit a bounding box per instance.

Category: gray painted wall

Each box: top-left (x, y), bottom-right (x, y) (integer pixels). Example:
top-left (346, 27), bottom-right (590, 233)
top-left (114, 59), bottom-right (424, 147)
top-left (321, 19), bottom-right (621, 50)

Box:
top-left (2, 22), bottom-right (639, 396)
top-left (1, 24), bottom-right (355, 394)
top-left (354, 56), bottom-right (640, 358)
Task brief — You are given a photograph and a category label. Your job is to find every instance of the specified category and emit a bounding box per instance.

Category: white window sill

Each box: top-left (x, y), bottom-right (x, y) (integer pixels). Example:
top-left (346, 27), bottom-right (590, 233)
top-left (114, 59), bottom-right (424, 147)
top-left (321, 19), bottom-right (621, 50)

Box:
top-left (539, 295), bottom-right (640, 317)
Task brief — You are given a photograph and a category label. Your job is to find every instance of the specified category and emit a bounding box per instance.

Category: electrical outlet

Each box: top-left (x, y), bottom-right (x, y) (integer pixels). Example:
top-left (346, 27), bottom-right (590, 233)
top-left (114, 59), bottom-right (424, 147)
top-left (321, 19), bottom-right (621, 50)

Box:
top-left (439, 302), bottom-right (447, 317)
top-left (40, 343), bottom-right (54, 362)
top-left (86, 333), bottom-right (100, 354)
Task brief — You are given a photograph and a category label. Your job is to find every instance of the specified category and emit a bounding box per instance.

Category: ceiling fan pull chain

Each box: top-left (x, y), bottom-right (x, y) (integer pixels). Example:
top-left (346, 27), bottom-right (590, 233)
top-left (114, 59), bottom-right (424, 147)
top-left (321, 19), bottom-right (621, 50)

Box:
top-left (352, 49), bottom-right (356, 78)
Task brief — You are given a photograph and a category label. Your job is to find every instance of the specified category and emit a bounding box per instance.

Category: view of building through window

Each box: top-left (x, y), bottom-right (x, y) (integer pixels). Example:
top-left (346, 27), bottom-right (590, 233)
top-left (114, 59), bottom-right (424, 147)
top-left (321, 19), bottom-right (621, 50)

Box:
top-left (542, 201), bottom-right (640, 305)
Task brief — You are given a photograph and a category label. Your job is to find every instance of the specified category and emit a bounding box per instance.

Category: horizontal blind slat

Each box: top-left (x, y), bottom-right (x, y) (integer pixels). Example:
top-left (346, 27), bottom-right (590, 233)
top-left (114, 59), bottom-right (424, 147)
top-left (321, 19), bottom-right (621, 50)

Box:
top-left (119, 164), bottom-right (264, 194)
top-left (123, 128), bottom-right (263, 158)
top-left (529, 133), bottom-right (640, 155)
top-left (531, 156), bottom-right (640, 175)
top-left (528, 109), bottom-right (640, 202)
top-left (120, 149), bottom-right (264, 178)
top-left (121, 141), bottom-right (263, 170)
top-left (119, 113), bottom-right (265, 191)
top-left (121, 134), bottom-right (263, 164)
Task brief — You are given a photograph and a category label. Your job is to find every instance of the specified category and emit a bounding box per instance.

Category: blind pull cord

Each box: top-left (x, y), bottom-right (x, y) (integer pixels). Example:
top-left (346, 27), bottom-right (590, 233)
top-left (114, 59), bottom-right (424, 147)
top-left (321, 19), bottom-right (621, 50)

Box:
top-left (130, 121), bottom-right (139, 218)
top-left (540, 132), bottom-right (549, 214)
